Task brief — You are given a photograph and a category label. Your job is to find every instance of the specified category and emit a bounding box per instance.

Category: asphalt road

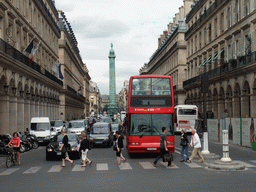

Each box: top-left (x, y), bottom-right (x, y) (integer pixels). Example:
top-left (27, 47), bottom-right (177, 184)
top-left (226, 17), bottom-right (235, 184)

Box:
top-left (0, 136), bottom-right (256, 192)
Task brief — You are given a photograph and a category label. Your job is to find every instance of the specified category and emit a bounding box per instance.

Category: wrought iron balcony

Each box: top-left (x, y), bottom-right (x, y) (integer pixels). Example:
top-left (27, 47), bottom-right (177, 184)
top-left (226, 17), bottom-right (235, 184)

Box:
top-left (0, 38), bottom-right (63, 86)
top-left (66, 85), bottom-right (86, 101)
top-left (183, 52), bottom-right (256, 88)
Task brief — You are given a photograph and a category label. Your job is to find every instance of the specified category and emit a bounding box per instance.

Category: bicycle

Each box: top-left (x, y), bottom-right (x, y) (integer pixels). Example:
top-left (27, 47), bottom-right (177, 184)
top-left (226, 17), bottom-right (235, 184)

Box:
top-left (5, 145), bottom-right (18, 168)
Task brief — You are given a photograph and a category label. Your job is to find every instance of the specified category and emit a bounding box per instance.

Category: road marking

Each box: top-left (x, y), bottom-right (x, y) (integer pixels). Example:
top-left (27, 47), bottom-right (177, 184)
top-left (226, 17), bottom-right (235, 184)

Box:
top-left (48, 165), bottom-right (63, 173)
top-left (23, 167), bottom-right (41, 174)
top-left (0, 168), bottom-right (19, 176)
top-left (96, 163), bottom-right (108, 171)
top-left (119, 162), bottom-right (132, 170)
top-left (236, 161), bottom-right (256, 168)
top-left (160, 162), bottom-right (179, 169)
top-left (72, 164), bottom-right (86, 171)
top-left (184, 162), bottom-right (202, 168)
top-left (139, 162), bottom-right (156, 169)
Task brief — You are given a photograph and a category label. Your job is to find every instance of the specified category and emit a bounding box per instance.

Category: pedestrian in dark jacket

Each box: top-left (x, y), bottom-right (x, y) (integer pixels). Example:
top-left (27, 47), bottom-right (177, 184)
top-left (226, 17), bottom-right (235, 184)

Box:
top-left (115, 131), bottom-right (126, 165)
top-left (180, 129), bottom-right (189, 162)
top-left (79, 131), bottom-right (92, 167)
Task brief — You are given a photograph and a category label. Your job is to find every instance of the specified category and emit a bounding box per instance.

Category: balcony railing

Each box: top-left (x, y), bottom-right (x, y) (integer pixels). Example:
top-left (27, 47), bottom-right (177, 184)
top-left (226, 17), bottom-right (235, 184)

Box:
top-left (185, 0), bottom-right (225, 38)
top-left (67, 85), bottom-right (86, 101)
top-left (186, 0), bottom-right (208, 22)
top-left (0, 38), bottom-right (63, 86)
top-left (183, 52), bottom-right (256, 87)
top-left (37, 0), bottom-right (60, 33)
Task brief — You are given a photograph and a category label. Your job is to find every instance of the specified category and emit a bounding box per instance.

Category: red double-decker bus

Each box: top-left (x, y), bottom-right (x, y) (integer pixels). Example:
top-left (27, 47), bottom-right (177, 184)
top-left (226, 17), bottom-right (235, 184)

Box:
top-left (126, 75), bottom-right (175, 155)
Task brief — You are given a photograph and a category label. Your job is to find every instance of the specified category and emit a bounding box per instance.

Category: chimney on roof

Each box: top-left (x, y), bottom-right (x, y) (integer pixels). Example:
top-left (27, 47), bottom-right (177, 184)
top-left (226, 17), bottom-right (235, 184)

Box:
top-left (163, 30), bottom-right (168, 38)
top-left (158, 38), bottom-right (161, 47)
top-left (168, 23), bottom-right (173, 32)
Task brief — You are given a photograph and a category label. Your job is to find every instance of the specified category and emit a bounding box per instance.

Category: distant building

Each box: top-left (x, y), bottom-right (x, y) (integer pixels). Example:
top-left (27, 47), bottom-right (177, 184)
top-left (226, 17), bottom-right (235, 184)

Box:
top-left (117, 80), bottom-right (129, 112)
top-left (89, 81), bottom-right (101, 116)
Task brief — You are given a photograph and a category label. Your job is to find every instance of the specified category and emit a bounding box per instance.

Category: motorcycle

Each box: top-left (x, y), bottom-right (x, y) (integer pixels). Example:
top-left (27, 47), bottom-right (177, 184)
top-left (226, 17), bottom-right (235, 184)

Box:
top-left (25, 133), bottom-right (38, 149)
top-left (17, 133), bottom-right (32, 153)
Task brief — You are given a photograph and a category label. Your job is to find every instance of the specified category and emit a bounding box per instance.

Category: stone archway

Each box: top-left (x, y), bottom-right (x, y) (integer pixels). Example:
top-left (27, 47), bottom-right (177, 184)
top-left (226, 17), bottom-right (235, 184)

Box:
top-left (219, 87), bottom-right (225, 119)
top-left (213, 88), bottom-right (218, 119)
top-left (233, 83), bottom-right (241, 117)
top-left (207, 89), bottom-right (212, 113)
top-left (241, 81), bottom-right (250, 118)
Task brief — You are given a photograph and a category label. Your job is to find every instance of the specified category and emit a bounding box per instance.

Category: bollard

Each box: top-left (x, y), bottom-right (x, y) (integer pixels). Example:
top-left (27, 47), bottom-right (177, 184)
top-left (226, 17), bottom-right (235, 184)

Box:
top-left (201, 132), bottom-right (210, 154)
top-left (220, 130), bottom-right (232, 162)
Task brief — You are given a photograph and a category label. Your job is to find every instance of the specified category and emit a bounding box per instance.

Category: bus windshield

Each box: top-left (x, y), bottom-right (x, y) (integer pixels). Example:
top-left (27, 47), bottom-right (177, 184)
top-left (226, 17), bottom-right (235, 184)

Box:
top-left (131, 78), bottom-right (171, 96)
top-left (129, 114), bottom-right (174, 136)
top-left (178, 109), bottom-right (197, 115)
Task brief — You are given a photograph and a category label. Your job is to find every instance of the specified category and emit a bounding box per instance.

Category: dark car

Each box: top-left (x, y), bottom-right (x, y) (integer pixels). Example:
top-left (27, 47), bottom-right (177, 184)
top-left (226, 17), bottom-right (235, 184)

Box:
top-left (90, 122), bottom-right (114, 147)
top-left (46, 133), bottom-right (80, 160)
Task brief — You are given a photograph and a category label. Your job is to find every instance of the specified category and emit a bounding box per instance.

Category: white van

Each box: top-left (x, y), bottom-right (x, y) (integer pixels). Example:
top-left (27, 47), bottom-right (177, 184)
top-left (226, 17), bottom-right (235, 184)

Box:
top-left (30, 117), bottom-right (52, 143)
top-left (67, 120), bottom-right (86, 135)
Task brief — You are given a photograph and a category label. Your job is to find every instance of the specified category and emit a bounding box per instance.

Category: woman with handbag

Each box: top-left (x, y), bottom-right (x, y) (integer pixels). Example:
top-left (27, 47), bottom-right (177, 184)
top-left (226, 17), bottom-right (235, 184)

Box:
top-left (59, 129), bottom-right (73, 167)
top-left (79, 131), bottom-right (92, 167)
top-left (180, 129), bottom-right (189, 162)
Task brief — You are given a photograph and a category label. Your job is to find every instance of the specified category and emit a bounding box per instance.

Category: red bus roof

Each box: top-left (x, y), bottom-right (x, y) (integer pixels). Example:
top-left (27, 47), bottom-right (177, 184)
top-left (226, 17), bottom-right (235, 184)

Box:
top-left (130, 74), bottom-right (172, 79)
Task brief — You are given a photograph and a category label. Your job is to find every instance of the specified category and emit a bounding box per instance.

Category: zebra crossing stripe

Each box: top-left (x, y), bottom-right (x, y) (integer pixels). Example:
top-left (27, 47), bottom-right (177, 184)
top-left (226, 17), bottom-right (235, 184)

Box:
top-left (184, 162), bottom-right (202, 168)
top-left (0, 168), bottom-right (19, 176)
top-left (97, 163), bottom-right (108, 171)
top-left (72, 164), bottom-right (86, 172)
top-left (160, 162), bottom-right (179, 169)
top-left (119, 162), bottom-right (132, 170)
top-left (48, 165), bottom-right (63, 173)
top-left (236, 161), bottom-right (256, 168)
top-left (23, 167), bottom-right (41, 174)
top-left (139, 162), bottom-right (156, 169)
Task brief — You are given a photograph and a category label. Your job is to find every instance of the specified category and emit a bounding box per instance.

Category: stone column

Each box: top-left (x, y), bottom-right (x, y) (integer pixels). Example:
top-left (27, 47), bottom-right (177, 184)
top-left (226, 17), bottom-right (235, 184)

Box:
top-left (250, 95), bottom-right (256, 117)
top-left (17, 98), bottom-right (24, 132)
top-left (0, 95), bottom-right (10, 134)
top-left (225, 98), bottom-right (233, 117)
top-left (35, 100), bottom-right (39, 117)
top-left (218, 99), bottom-right (225, 119)
top-left (232, 96), bottom-right (240, 117)
top-left (9, 97), bottom-right (18, 134)
top-left (39, 100), bottom-right (43, 117)
top-left (24, 99), bottom-right (30, 130)
top-left (30, 100), bottom-right (35, 119)
top-left (213, 99), bottom-right (218, 119)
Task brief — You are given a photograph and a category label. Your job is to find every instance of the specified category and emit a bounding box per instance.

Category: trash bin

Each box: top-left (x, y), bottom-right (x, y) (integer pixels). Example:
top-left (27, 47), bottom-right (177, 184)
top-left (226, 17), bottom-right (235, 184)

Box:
top-left (252, 142), bottom-right (256, 151)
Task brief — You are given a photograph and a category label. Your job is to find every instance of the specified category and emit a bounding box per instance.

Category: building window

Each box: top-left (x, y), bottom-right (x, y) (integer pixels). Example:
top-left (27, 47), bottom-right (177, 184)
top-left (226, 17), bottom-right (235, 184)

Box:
top-left (220, 12), bottom-right (224, 33)
top-left (215, 18), bottom-right (218, 37)
top-left (244, 0), bottom-right (250, 17)
top-left (234, 0), bottom-right (239, 22)
top-left (208, 24), bottom-right (212, 42)
top-left (227, 7), bottom-right (231, 28)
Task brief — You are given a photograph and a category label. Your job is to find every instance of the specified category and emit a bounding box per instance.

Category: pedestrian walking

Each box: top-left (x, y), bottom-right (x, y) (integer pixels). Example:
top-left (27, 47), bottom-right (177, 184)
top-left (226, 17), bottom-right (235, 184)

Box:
top-left (187, 129), bottom-right (204, 163)
top-left (153, 127), bottom-right (174, 167)
top-left (115, 131), bottom-right (126, 165)
top-left (6, 132), bottom-right (21, 165)
top-left (79, 131), bottom-right (92, 167)
top-left (180, 129), bottom-right (189, 162)
top-left (59, 129), bottom-right (73, 167)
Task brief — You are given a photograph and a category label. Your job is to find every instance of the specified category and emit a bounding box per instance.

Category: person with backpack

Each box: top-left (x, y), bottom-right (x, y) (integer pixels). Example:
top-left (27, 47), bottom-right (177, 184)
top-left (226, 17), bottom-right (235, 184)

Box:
top-left (180, 129), bottom-right (189, 162)
top-left (79, 131), bottom-right (92, 167)
top-left (153, 127), bottom-right (174, 167)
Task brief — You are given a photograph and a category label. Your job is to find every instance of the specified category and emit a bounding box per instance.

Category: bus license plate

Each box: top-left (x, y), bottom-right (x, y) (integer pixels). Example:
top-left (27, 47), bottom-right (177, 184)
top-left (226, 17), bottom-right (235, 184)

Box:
top-left (57, 152), bottom-right (61, 155)
top-left (147, 148), bottom-right (157, 151)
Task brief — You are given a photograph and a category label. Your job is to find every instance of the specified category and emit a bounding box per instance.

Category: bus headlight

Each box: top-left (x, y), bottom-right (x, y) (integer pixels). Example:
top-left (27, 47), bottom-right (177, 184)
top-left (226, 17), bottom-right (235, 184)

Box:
top-left (132, 142), bottom-right (139, 145)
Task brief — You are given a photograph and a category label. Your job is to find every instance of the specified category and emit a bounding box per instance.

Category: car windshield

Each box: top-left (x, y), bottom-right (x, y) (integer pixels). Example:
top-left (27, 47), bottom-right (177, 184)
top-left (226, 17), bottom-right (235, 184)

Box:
top-left (57, 134), bottom-right (77, 142)
top-left (92, 126), bottom-right (110, 134)
top-left (68, 122), bottom-right (83, 128)
top-left (31, 123), bottom-right (50, 131)
top-left (112, 124), bottom-right (119, 131)
top-left (51, 121), bottom-right (63, 127)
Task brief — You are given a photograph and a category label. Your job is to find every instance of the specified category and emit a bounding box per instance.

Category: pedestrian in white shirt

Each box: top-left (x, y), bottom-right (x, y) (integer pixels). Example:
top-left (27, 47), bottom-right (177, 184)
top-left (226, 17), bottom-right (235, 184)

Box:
top-left (187, 129), bottom-right (204, 163)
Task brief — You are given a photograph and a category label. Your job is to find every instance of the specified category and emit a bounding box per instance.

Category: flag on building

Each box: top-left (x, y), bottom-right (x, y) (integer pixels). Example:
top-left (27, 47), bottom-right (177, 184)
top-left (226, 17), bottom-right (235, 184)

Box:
top-left (52, 61), bottom-right (64, 80)
top-left (28, 41), bottom-right (40, 62)
top-left (24, 39), bottom-right (34, 55)
top-left (77, 86), bottom-right (82, 91)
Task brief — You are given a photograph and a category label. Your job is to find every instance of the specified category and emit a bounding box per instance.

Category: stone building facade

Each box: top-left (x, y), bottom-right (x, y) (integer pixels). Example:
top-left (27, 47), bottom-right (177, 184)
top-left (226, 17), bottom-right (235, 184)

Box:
top-left (141, 0), bottom-right (195, 105)
top-left (184, 0), bottom-right (256, 119)
top-left (58, 11), bottom-right (90, 121)
top-left (117, 80), bottom-right (128, 112)
top-left (89, 81), bottom-right (101, 116)
top-left (0, 0), bottom-right (62, 134)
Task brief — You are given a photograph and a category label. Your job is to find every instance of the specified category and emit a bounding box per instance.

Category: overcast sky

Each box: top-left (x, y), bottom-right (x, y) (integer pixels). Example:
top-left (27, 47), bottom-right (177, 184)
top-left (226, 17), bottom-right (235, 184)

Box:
top-left (55, 0), bottom-right (184, 95)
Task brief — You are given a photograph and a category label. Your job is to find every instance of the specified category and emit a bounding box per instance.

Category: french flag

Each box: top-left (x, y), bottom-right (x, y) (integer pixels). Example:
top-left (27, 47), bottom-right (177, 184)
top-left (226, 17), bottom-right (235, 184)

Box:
top-left (25, 40), bottom-right (40, 62)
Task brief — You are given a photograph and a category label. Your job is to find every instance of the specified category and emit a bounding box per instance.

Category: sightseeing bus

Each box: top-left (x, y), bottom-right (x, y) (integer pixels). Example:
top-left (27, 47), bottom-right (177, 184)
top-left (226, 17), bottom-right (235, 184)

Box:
top-left (126, 75), bottom-right (175, 155)
top-left (174, 105), bottom-right (198, 133)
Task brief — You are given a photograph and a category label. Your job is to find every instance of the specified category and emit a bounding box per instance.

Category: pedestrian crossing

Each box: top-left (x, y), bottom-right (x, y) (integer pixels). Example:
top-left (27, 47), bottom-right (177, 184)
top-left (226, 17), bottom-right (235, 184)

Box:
top-left (0, 160), bottom-right (256, 176)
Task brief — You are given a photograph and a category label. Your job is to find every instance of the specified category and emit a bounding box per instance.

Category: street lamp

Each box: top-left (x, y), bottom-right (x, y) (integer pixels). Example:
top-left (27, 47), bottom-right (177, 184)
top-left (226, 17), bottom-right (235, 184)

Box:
top-left (19, 90), bottom-right (24, 97)
top-left (12, 86), bottom-right (17, 95)
top-left (4, 84), bottom-right (9, 94)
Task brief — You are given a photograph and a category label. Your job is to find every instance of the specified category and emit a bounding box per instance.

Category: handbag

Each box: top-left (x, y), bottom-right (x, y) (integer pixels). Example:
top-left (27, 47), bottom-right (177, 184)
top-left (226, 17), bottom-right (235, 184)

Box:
top-left (180, 139), bottom-right (187, 146)
top-left (113, 142), bottom-right (117, 151)
top-left (163, 152), bottom-right (173, 162)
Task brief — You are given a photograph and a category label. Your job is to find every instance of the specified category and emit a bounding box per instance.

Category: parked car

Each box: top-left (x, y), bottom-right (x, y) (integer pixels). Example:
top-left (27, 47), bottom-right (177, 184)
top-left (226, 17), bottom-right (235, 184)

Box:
top-left (90, 122), bottom-right (114, 147)
top-left (67, 120), bottom-right (87, 136)
top-left (46, 133), bottom-right (80, 160)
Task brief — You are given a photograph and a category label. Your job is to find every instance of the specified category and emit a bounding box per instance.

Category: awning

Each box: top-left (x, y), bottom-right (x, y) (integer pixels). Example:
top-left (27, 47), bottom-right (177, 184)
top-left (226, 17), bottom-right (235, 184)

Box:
top-left (198, 59), bottom-right (207, 68)
top-left (212, 49), bottom-right (224, 60)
